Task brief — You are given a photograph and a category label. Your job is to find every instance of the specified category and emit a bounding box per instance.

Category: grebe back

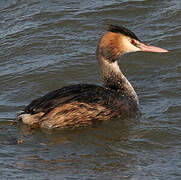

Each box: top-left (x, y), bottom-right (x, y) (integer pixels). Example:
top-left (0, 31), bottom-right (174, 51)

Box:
top-left (17, 25), bottom-right (168, 129)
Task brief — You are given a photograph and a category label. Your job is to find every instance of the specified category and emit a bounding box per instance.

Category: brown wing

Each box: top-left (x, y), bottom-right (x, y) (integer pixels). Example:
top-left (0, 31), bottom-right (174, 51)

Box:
top-left (24, 84), bottom-right (114, 115)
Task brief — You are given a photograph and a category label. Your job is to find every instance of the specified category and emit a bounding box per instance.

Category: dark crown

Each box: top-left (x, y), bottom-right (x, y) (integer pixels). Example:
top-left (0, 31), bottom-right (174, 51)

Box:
top-left (107, 25), bottom-right (140, 41)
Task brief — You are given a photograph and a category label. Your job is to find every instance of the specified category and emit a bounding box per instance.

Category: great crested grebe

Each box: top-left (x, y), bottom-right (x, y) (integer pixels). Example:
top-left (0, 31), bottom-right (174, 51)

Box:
top-left (17, 25), bottom-right (168, 129)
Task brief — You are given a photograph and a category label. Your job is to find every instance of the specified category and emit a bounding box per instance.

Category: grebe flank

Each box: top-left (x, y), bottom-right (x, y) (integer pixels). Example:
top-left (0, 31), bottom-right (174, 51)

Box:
top-left (17, 25), bottom-right (168, 129)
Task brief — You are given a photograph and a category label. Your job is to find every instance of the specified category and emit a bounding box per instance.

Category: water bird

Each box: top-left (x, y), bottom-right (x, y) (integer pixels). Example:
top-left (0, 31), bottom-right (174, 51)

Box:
top-left (17, 25), bottom-right (168, 129)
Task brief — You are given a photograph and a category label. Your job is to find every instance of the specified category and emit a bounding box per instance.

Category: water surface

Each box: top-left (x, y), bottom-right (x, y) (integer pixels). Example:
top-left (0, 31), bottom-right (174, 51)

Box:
top-left (0, 0), bottom-right (181, 179)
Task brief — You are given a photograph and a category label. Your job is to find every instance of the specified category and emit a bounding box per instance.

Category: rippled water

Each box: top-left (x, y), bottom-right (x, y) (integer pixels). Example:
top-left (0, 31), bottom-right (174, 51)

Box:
top-left (0, 0), bottom-right (181, 179)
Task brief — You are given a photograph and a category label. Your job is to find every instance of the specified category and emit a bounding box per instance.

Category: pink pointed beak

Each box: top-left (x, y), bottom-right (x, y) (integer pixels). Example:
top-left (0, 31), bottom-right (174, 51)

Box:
top-left (138, 42), bottom-right (168, 53)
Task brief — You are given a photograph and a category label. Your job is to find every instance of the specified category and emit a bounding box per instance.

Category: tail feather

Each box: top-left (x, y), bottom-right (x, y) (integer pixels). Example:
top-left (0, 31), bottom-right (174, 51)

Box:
top-left (17, 111), bottom-right (44, 126)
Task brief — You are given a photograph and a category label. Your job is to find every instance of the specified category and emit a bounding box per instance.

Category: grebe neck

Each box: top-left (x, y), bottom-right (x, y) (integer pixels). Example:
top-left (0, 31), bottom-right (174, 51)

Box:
top-left (97, 54), bottom-right (139, 105)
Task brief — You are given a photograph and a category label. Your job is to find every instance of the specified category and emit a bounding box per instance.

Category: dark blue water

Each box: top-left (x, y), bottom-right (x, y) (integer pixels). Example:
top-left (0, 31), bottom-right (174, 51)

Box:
top-left (0, 0), bottom-right (180, 179)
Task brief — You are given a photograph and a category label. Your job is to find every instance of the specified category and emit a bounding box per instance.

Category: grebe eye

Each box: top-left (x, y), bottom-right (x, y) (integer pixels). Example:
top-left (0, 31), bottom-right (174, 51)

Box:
top-left (131, 39), bottom-right (136, 46)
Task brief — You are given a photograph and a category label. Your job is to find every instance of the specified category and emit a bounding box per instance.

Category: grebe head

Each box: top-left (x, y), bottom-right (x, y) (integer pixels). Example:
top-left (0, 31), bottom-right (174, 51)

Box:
top-left (97, 25), bottom-right (168, 62)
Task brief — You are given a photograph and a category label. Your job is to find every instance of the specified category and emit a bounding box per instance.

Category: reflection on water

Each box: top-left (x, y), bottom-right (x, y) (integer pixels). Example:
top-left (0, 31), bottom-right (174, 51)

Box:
top-left (0, 0), bottom-right (180, 179)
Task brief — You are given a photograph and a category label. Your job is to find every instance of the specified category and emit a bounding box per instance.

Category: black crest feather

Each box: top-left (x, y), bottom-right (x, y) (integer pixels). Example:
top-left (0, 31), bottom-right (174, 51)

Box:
top-left (107, 25), bottom-right (140, 41)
